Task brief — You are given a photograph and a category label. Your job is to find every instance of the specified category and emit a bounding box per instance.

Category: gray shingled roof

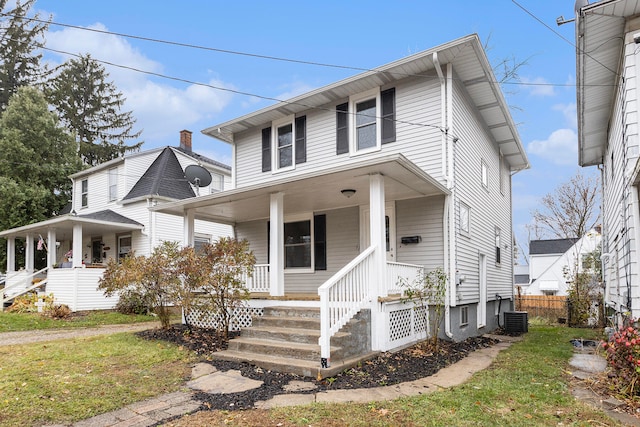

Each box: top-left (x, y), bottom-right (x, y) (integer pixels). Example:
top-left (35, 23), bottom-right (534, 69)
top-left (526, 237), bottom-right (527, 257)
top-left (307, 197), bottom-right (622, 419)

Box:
top-left (78, 209), bottom-right (143, 226)
top-left (174, 146), bottom-right (231, 171)
top-left (529, 238), bottom-right (578, 255)
top-left (124, 147), bottom-right (195, 201)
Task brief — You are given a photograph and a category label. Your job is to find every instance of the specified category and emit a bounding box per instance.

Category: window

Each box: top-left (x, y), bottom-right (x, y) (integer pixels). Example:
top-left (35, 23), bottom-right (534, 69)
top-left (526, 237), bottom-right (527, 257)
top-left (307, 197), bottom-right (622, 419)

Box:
top-left (118, 234), bottom-right (131, 260)
top-left (495, 227), bottom-right (501, 265)
top-left (210, 173), bottom-right (224, 193)
top-left (481, 161), bottom-right (488, 189)
top-left (267, 213), bottom-right (326, 271)
top-left (284, 220), bottom-right (312, 268)
top-left (81, 179), bottom-right (88, 208)
top-left (194, 234), bottom-right (211, 252)
top-left (460, 306), bottom-right (469, 326)
top-left (336, 87), bottom-right (396, 155)
top-left (108, 168), bottom-right (118, 202)
top-left (262, 115), bottom-right (307, 173)
top-left (460, 202), bottom-right (470, 235)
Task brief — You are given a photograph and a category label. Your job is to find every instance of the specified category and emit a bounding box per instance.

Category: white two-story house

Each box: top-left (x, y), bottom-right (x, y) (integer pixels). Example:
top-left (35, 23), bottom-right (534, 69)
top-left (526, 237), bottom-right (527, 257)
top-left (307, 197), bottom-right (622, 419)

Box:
top-left (576, 0), bottom-right (640, 322)
top-left (156, 34), bottom-right (529, 376)
top-left (1, 130), bottom-right (232, 311)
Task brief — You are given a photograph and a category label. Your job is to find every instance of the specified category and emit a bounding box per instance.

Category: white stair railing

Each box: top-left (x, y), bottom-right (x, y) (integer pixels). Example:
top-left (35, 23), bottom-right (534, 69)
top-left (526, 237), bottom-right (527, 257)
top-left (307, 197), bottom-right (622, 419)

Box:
top-left (243, 264), bottom-right (269, 293)
top-left (318, 246), bottom-right (376, 368)
top-left (1, 267), bottom-right (49, 311)
top-left (386, 261), bottom-right (424, 295)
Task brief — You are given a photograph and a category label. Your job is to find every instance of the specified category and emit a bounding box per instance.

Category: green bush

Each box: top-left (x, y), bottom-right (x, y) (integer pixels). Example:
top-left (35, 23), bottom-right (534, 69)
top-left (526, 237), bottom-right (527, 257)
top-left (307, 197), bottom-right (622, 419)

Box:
top-left (115, 289), bottom-right (153, 315)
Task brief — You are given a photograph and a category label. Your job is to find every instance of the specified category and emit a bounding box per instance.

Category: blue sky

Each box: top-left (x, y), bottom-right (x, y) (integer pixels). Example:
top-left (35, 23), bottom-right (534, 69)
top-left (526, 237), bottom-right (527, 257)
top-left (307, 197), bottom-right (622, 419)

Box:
top-left (28, 0), bottom-right (595, 263)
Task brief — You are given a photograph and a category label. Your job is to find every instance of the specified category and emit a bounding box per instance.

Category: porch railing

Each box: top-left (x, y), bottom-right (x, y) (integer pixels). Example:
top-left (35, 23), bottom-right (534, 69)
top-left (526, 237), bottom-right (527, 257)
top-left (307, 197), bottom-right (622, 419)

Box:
top-left (1, 267), bottom-right (49, 311)
top-left (318, 245), bottom-right (376, 367)
top-left (386, 261), bottom-right (424, 295)
top-left (243, 264), bottom-right (270, 293)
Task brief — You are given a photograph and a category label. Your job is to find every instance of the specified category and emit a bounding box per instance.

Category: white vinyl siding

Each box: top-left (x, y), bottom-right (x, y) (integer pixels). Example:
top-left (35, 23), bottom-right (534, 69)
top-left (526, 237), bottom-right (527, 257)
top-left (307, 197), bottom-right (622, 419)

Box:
top-left (451, 78), bottom-right (512, 305)
top-left (395, 196), bottom-right (445, 268)
top-left (233, 76), bottom-right (444, 189)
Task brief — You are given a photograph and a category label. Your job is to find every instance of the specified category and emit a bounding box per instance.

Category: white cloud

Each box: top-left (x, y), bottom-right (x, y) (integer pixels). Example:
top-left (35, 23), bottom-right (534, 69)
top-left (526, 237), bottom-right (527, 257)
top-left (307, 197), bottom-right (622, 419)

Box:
top-left (43, 24), bottom-right (234, 147)
top-left (527, 128), bottom-right (577, 165)
top-left (522, 76), bottom-right (555, 97)
top-left (552, 103), bottom-right (577, 129)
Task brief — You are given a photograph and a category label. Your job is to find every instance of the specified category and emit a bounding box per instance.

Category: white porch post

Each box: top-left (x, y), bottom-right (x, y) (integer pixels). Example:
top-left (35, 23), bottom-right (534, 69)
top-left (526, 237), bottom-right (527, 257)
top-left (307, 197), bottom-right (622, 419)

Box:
top-left (6, 237), bottom-right (15, 273)
top-left (25, 233), bottom-right (34, 272)
top-left (72, 224), bottom-right (83, 268)
top-left (47, 229), bottom-right (57, 269)
top-left (183, 208), bottom-right (195, 248)
top-left (369, 173), bottom-right (386, 351)
top-left (269, 192), bottom-right (285, 296)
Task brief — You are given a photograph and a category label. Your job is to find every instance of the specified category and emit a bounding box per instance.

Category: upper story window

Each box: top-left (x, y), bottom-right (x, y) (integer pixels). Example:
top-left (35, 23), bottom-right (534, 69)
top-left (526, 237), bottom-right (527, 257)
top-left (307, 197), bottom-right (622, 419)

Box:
top-left (495, 226), bottom-right (502, 265)
top-left (262, 115), bottom-right (307, 173)
top-left (460, 202), bottom-right (470, 235)
top-left (210, 173), bottom-right (224, 193)
top-left (336, 87), bottom-right (396, 155)
top-left (108, 168), bottom-right (118, 202)
top-left (481, 160), bottom-right (489, 189)
top-left (81, 179), bottom-right (88, 208)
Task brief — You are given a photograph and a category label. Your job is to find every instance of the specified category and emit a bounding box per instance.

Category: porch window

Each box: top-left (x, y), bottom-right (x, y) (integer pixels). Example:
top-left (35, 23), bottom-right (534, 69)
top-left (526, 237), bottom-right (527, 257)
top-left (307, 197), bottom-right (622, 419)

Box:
top-left (108, 168), bottom-right (118, 201)
top-left (336, 87), bottom-right (396, 155)
top-left (81, 179), bottom-right (88, 208)
top-left (194, 234), bottom-right (210, 252)
top-left (284, 220), bottom-right (312, 269)
top-left (261, 115), bottom-right (307, 173)
top-left (118, 235), bottom-right (132, 260)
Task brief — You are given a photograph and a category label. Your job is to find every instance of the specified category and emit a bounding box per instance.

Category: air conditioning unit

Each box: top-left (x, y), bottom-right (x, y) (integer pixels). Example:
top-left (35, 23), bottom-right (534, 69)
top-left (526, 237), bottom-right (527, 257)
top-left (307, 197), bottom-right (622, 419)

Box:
top-left (504, 311), bottom-right (528, 334)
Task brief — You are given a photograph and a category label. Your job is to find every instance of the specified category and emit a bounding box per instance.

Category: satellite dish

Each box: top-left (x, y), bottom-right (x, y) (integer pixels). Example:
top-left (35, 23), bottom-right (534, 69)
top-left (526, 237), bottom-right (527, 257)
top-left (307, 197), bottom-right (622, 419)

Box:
top-left (185, 165), bottom-right (212, 187)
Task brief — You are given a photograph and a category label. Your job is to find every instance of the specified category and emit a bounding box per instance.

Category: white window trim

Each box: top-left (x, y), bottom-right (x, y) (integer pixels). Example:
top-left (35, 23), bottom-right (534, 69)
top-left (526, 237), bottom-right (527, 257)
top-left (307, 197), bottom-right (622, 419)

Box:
top-left (271, 115), bottom-right (296, 174)
top-left (349, 87), bottom-right (382, 156)
top-left (459, 201), bottom-right (470, 236)
top-left (81, 179), bottom-right (88, 209)
top-left (460, 306), bottom-right (469, 326)
top-left (108, 168), bottom-right (118, 202)
top-left (283, 212), bottom-right (314, 274)
top-left (481, 160), bottom-right (489, 190)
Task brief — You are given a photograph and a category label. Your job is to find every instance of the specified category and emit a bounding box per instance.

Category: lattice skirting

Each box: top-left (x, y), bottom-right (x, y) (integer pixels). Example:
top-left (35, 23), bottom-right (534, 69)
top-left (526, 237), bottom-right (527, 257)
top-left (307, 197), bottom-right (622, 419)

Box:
top-left (183, 306), bottom-right (264, 330)
top-left (385, 302), bottom-right (429, 350)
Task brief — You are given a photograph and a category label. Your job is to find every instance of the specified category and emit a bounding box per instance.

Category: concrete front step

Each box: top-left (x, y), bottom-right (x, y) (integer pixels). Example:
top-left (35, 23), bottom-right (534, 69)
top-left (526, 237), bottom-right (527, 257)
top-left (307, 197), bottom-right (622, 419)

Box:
top-left (242, 325), bottom-right (350, 345)
top-left (252, 315), bottom-right (320, 330)
top-left (262, 306), bottom-right (320, 318)
top-left (211, 348), bottom-right (381, 378)
top-left (227, 336), bottom-right (344, 361)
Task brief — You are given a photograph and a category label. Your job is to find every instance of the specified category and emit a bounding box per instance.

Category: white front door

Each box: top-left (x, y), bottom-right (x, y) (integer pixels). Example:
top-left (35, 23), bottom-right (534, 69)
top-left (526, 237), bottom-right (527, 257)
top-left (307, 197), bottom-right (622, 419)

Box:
top-left (360, 202), bottom-right (396, 261)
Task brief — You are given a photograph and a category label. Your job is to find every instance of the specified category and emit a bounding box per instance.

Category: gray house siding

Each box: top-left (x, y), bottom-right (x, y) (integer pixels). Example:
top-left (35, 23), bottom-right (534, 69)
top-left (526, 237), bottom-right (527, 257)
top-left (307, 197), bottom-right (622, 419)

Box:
top-left (451, 76), bottom-right (513, 307)
top-left (395, 196), bottom-right (445, 268)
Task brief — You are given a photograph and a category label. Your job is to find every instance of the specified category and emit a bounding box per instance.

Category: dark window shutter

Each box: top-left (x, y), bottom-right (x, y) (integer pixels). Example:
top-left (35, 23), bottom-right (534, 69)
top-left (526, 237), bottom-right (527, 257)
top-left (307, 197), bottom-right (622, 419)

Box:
top-left (262, 127), bottom-right (272, 172)
top-left (336, 103), bottom-right (349, 154)
top-left (381, 88), bottom-right (396, 144)
top-left (295, 116), bottom-right (306, 164)
top-left (314, 214), bottom-right (327, 270)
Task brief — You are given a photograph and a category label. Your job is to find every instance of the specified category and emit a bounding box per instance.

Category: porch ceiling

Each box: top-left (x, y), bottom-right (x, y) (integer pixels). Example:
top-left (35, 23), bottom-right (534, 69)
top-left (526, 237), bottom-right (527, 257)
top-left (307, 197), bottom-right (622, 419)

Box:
top-left (154, 154), bottom-right (449, 224)
top-left (0, 212), bottom-right (144, 241)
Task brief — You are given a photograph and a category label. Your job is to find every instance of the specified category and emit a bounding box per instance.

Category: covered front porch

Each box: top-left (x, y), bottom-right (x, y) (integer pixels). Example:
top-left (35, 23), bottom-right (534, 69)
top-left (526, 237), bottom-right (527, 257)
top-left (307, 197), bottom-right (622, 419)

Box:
top-left (0, 210), bottom-right (144, 311)
top-left (156, 154), bottom-right (451, 371)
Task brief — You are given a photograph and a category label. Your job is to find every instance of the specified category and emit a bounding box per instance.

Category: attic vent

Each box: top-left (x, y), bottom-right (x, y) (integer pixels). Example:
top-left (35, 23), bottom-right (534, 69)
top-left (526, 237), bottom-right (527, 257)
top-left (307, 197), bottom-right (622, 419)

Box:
top-left (504, 311), bottom-right (528, 334)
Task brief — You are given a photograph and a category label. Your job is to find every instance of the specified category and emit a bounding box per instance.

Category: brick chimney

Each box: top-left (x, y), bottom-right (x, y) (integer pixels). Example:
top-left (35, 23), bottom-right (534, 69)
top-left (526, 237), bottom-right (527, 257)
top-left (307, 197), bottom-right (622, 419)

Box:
top-left (180, 129), bottom-right (192, 152)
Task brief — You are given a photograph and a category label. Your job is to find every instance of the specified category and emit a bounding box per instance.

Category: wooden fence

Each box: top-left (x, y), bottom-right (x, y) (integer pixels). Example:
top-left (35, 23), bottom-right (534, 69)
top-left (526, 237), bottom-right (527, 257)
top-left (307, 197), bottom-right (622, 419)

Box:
top-left (515, 295), bottom-right (568, 322)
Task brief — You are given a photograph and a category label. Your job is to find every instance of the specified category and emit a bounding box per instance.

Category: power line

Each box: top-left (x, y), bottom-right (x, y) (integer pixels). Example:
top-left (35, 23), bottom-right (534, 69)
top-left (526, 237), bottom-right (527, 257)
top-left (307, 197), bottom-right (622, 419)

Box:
top-left (2, 11), bottom-right (597, 90)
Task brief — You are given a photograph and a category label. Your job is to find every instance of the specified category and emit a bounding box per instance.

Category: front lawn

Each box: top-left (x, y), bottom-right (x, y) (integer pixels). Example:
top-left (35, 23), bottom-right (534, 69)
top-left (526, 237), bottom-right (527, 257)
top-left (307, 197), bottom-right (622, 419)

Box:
top-left (0, 310), bottom-right (158, 332)
top-left (0, 332), bottom-right (195, 426)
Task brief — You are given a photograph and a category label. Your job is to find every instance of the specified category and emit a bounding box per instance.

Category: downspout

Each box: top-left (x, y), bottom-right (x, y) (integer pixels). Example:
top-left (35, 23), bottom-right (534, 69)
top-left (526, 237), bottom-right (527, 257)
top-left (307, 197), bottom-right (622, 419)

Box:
top-left (434, 52), bottom-right (454, 339)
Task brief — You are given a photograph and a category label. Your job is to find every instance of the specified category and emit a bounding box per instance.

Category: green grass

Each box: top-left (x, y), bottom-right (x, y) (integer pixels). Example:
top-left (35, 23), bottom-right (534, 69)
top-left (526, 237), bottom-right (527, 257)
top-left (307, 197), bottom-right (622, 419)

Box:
top-left (259, 326), bottom-right (621, 426)
top-left (0, 332), bottom-right (196, 426)
top-left (0, 311), bottom-right (159, 332)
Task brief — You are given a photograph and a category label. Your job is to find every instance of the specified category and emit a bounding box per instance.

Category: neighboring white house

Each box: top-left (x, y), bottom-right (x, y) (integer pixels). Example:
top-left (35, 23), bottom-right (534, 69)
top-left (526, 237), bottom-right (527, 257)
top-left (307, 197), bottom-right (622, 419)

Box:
top-left (1, 130), bottom-right (232, 311)
top-left (576, 0), bottom-right (640, 321)
top-left (524, 231), bottom-right (601, 297)
top-left (155, 34), bottom-right (529, 373)
top-left (514, 264), bottom-right (530, 294)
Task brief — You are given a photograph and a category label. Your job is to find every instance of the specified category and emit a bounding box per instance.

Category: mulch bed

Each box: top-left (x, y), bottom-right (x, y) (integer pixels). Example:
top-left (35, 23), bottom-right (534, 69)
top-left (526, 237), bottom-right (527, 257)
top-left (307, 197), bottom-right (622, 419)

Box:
top-left (137, 325), bottom-right (497, 411)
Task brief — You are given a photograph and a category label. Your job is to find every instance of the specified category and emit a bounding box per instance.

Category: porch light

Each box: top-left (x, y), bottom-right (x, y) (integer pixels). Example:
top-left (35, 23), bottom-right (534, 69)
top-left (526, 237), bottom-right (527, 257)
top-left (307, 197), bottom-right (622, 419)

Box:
top-left (341, 189), bottom-right (356, 198)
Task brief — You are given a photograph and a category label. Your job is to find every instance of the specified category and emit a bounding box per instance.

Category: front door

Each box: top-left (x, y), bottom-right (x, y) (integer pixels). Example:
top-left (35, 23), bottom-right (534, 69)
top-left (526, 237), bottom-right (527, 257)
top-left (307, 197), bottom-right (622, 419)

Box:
top-left (360, 202), bottom-right (396, 261)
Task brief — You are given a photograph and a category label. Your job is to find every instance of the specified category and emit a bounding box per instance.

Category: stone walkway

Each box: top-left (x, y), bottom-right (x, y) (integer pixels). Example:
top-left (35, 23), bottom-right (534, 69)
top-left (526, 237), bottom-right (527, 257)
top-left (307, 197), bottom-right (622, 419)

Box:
top-left (39, 333), bottom-right (520, 427)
